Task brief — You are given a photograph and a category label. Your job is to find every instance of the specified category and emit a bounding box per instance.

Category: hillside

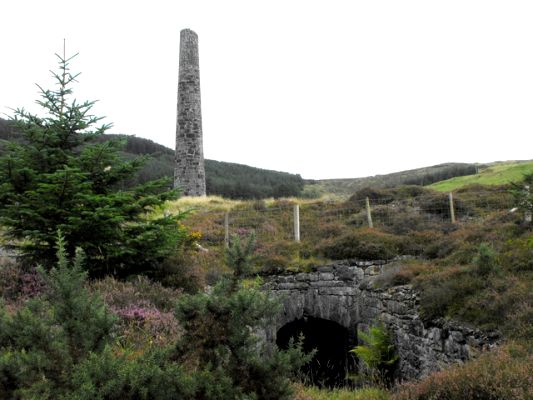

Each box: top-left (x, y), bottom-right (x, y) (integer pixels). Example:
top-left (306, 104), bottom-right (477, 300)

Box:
top-left (3, 117), bottom-right (530, 199)
top-left (307, 163), bottom-right (479, 197)
top-left (429, 160), bottom-right (533, 192)
top-left (0, 118), bottom-right (305, 199)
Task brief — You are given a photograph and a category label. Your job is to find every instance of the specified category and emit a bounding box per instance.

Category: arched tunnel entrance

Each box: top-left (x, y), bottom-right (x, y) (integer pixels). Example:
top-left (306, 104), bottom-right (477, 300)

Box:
top-left (276, 316), bottom-right (357, 388)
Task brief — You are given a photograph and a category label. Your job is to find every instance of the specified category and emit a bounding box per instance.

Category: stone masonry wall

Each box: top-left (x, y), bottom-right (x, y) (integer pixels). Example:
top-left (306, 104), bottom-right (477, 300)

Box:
top-left (263, 260), bottom-right (499, 381)
top-left (175, 29), bottom-right (206, 196)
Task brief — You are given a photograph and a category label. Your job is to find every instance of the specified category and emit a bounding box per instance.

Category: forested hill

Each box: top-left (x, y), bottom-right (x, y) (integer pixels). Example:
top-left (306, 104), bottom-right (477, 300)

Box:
top-left (0, 118), bottom-right (305, 199)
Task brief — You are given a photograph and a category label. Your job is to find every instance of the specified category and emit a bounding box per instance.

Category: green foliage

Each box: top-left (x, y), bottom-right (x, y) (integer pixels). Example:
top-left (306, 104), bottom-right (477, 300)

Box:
top-left (430, 161), bottom-right (533, 192)
top-left (472, 243), bottom-right (499, 277)
top-left (225, 233), bottom-right (256, 279)
top-left (293, 383), bottom-right (391, 400)
top-left (173, 236), bottom-right (312, 399)
top-left (0, 53), bottom-right (186, 276)
top-left (0, 233), bottom-right (116, 398)
top-left (1, 117), bottom-right (307, 200)
top-left (350, 324), bottom-right (398, 384)
top-left (0, 235), bottom-right (221, 399)
top-left (68, 347), bottom-right (196, 400)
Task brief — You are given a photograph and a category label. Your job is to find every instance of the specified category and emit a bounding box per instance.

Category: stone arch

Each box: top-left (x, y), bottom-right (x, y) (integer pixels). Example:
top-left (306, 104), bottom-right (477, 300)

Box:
top-left (276, 316), bottom-right (357, 388)
top-left (263, 262), bottom-right (494, 382)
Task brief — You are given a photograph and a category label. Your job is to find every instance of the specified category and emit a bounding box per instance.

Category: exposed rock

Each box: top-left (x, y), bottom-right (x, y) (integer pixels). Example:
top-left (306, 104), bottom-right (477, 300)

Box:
top-left (263, 261), bottom-right (499, 382)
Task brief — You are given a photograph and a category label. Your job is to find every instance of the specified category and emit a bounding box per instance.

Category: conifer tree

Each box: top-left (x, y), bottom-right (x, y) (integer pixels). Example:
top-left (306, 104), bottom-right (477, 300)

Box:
top-left (0, 50), bottom-right (186, 276)
top-left (174, 235), bottom-right (312, 399)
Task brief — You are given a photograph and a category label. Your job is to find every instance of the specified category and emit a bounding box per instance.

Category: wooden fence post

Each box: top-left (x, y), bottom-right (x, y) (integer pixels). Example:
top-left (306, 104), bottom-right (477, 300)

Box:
top-left (224, 211), bottom-right (230, 248)
top-left (293, 204), bottom-right (300, 242)
top-left (449, 192), bottom-right (456, 223)
top-left (365, 197), bottom-right (374, 228)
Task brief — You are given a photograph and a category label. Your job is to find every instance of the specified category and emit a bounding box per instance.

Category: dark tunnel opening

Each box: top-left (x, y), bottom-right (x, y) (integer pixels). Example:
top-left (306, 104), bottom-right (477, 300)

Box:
top-left (276, 316), bottom-right (357, 388)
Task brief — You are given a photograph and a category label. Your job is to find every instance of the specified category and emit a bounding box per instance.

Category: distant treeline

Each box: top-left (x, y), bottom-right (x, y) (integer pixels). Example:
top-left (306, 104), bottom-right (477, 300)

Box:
top-left (0, 119), bottom-right (305, 199)
top-left (402, 164), bottom-right (478, 186)
top-left (206, 160), bottom-right (305, 199)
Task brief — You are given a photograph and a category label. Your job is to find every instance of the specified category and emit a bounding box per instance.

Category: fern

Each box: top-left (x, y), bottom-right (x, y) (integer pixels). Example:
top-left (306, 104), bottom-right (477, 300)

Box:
top-left (350, 323), bottom-right (398, 381)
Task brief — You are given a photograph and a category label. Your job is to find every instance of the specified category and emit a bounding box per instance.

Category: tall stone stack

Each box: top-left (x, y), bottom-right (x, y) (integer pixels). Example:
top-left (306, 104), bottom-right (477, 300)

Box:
top-left (174, 29), bottom-right (206, 196)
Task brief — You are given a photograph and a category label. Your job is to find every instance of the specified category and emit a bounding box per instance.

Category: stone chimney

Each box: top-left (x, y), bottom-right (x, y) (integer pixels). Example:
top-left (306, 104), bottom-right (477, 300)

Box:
top-left (174, 29), bottom-right (206, 196)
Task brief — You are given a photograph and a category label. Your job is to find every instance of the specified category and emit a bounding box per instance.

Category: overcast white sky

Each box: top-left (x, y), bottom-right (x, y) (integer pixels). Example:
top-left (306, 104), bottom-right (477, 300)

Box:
top-left (1, 1), bottom-right (532, 179)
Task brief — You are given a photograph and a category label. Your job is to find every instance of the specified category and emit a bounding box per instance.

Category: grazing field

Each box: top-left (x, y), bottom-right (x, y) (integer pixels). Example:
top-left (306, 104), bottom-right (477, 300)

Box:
top-left (430, 160), bottom-right (533, 192)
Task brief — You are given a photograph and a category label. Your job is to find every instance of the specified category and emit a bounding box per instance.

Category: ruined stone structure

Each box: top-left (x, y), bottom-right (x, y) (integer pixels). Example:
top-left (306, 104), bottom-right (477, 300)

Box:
top-left (263, 260), bottom-right (498, 384)
top-left (174, 29), bottom-right (206, 196)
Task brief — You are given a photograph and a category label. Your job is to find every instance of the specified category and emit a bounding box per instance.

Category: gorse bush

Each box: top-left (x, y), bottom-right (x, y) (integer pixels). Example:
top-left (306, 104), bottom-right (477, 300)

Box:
top-left (0, 52), bottom-right (187, 277)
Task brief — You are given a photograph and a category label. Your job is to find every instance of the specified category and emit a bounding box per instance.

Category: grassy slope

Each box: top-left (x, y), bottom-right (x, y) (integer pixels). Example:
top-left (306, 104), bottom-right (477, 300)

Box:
top-left (308, 163), bottom-right (477, 198)
top-left (430, 161), bottom-right (533, 192)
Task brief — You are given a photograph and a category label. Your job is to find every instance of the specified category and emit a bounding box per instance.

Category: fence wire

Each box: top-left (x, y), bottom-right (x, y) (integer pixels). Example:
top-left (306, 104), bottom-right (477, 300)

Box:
top-left (183, 189), bottom-right (520, 246)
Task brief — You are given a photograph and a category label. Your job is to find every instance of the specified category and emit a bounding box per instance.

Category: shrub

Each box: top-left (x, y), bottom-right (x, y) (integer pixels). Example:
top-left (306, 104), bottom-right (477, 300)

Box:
top-left (455, 275), bottom-right (530, 331)
top-left (500, 237), bottom-right (533, 272)
top-left (378, 206), bottom-right (435, 235)
top-left (173, 237), bottom-right (312, 399)
top-left (374, 262), bottom-right (428, 288)
top-left (350, 323), bottom-right (398, 385)
top-left (156, 250), bottom-right (206, 293)
top-left (348, 187), bottom-right (396, 205)
top-left (315, 221), bottom-right (349, 239)
top-left (67, 347), bottom-right (196, 400)
top-left (396, 231), bottom-right (440, 256)
top-left (91, 275), bottom-right (180, 312)
top-left (416, 191), bottom-right (470, 221)
top-left (90, 276), bottom-right (181, 349)
top-left (422, 234), bottom-right (459, 260)
top-left (0, 260), bottom-right (46, 304)
top-left (348, 186), bottom-right (427, 206)
top-left (415, 266), bottom-right (485, 321)
top-left (256, 239), bottom-right (302, 274)
top-left (317, 228), bottom-right (400, 261)
top-left (0, 233), bottom-right (116, 398)
top-left (473, 243), bottom-right (499, 277)
top-left (393, 342), bottom-right (533, 400)
top-left (505, 300), bottom-right (533, 340)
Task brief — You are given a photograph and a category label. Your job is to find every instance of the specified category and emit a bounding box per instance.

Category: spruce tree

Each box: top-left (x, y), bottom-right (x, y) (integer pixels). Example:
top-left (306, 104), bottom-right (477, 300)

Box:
top-left (0, 51), bottom-right (186, 276)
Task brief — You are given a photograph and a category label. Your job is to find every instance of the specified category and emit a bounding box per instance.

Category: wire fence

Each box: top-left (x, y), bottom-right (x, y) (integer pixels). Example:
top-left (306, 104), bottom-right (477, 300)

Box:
top-left (184, 189), bottom-right (525, 247)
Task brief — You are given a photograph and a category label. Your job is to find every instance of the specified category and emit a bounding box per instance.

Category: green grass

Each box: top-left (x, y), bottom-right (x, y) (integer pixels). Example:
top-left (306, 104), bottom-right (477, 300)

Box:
top-left (293, 384), bottom-right (390, 400)
top-left (430, 161), bottom-right (533, 192)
